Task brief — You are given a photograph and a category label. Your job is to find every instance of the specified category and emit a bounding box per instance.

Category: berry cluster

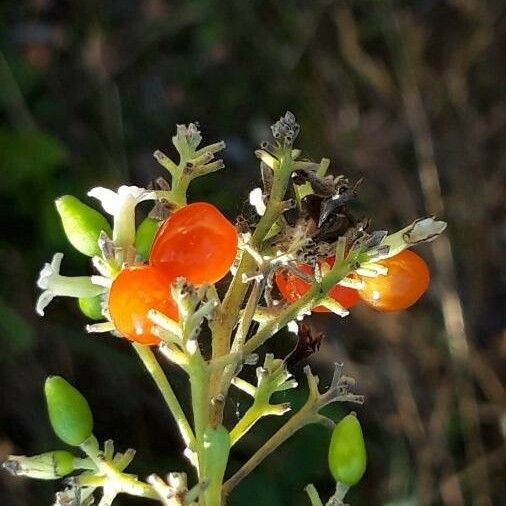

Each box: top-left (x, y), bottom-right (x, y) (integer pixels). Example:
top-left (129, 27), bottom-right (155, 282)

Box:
top-left (109, 202), bottom-right (238, 345)
top-left (5, 113), bottom-right (446, 506)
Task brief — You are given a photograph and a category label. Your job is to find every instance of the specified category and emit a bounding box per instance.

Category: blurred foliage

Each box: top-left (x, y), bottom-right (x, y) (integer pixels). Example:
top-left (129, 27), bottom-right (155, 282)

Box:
top-left (0, 0), bottom-right (504, 505)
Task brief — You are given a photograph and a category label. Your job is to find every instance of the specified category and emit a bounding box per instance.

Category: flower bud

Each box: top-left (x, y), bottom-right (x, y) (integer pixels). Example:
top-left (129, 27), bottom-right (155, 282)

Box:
top-left (328, 413), bottom-right (366, 486)
top-left (370, 217), bottom-right (447, 261)
top-left (55, 195), bottom-right (112, 257)
top-left (3, 450), bottom-right (75, 480)
top-left (45, 376), bottom-right (94, 446)
top-left (78, 295), bottom-right (104, 321)
top-left (135, 217), bottom-right (160, 259)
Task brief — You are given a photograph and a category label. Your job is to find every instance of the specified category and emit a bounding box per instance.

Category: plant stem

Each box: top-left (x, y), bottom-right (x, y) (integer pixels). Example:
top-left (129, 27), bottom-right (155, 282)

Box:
top-left (169, 171), bottom-right (190, 206)
top-left (222, 362), bottom-right (364, 499)
top-left (133, 344), bottom-right (195, 449)
top-left (329, 482), bottom-right (350, 505)
top-left (208, 147), bottom-right (295, 425)
top-left (222, 400), bottom-right (318, 497)
top-left (76, 474), bottom-right (107, 487)
top-left (80, 437), bottom-right (159, 500)
top-left (229, 404), bottom-right (263, 446)
top-left (243, 260), bottom-right (352, 355)
top-left (217, 281), bottom-right (261, 401)
top-left (188, 356), bottom-right (210, 464)
top-left (305, 484), bottom-right (324, 506)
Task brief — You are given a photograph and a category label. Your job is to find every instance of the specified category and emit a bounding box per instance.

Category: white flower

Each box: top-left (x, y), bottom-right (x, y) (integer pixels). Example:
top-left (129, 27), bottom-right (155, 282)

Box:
top-left (249, 187), bottom-right (266, 216)
top-left (373, 216), bottom-right (447, 260)
top-left (404, 216), bottom-right (447, 243)
top-left (88, 185), bottom-right (158, 248)
top-left (36, 253), bottom-right (105, 316)
top-left (88, 185), bottom-right (156, 216)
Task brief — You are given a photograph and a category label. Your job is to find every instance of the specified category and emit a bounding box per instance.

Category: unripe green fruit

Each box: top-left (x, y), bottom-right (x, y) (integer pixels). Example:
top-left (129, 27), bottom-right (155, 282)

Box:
top-left (135, 217), bottom-right (160, 259)
top-left (44, 376), bottom-right (94, 446)
top-left (328, 413), bottom-right (366, 486)
top-left (51, 450), bottom-right (75, 476)
top-left (78, 295), bottom-right (104, 320)
top-left (3, 450), bottom-right (75, 480)
top-left (55, 195), bottom-right (112, 257)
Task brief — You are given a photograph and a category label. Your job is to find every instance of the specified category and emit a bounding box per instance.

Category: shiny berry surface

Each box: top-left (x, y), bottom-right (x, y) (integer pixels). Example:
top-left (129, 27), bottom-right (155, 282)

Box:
top-left (358, 249), bottom-right (430, 311)
top-left (275, 257), bottom-right (360, 312)
top-left (108, 265), bottom-right (178, 345)
top-left (149, 202), bottom-right (238, 285)
top-left (328, 413), bottom-right (367, 486)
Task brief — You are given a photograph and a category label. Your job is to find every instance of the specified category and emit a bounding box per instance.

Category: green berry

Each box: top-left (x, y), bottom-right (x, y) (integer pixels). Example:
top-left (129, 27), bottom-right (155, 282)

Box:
top-left (78, 295), bottom-right (104, 320)
top-left (328, 413), bottom-right (366, 486)
top-left (55, 195), bottom-right (112, 257)
top-left (51, 450), bottom-right (75, 476)
top-left (135, 216), bottom-right (160, 259)
top-left (44, 376), bottom-right (94, 446)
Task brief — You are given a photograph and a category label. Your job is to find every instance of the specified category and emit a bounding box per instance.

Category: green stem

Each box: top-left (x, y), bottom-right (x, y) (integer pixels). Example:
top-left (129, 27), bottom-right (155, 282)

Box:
top-left (185, 352), bottom-right (211, 495)
top-left (229, 403), bottom-right (265, 446)
top-left (168, 171), bottom-right (190, 206)
top-left (222, 401), bottom-right (318, 497)
top-left (330, 482), bottom-right (350, 505)
top-left (243, 260), bottom-right (352, 355)
top-left (76, 474), bottom-right (107, 487)
top-left (74, 457), bottom-right (98, 471)
top-left (200, 425), bottom-right (230, 506)
top-left (208, 147), bottom-right (295, 425)
top-left (133, 344), bottom-right (195, 449)
top-left (229, 378), bottom-right (280, 446)
top-left (188, 358), bottom-right (210, 449)
top-left (80, 437), bottom-right (159, 500)
top-left (217, 281), bottom-right (261, 401)
top-left (305, 484), bottom-right (324, 506)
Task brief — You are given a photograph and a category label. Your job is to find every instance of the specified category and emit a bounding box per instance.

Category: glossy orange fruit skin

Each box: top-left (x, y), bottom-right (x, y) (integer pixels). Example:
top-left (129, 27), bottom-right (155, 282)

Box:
top-left (358, 249), bottom-right (430, 311)
top-left (149, 202), bottom-right (238, 285)
top-left (108, 265), bottom-right (178, 345)
top-left (275, 257), bottom-right (360, 312)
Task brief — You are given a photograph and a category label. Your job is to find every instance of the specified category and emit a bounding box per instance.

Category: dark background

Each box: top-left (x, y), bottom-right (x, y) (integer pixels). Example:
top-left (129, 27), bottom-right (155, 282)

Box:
top-left (0, 1), bottom-right (504, 505)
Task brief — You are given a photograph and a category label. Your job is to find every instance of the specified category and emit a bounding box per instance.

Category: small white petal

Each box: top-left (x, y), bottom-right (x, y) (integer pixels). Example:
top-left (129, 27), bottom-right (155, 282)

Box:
top-left (377, 216), bottom-right (448, 260)
top-left (36, 291), bottom-right (54, 316)
top-left (88, 185), bottom-right (157, 217)
top-left (37, 264), bottom-right (53, 289)
top-left (249, 188), bottom-right (266, 216)
top-left (408, 217), bottom-right (447, 243)
top-left (88, 187), bottom-right (119, 215)
top-left (51, 252), bottom-right (64, 270)
top-left (117, 185), bottom-right (144, 200)
top-left (37, 253), bottom-right (64, 289)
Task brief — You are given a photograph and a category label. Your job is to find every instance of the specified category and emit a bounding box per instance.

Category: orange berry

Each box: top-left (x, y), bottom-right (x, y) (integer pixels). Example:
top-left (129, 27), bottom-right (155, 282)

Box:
top-left (108, 265), bottom-right (178, 345)
top-left (358, 249), bottom-right (430, 311)
top-left (150, 202), bottom-right (238, 285)
top-left (275, 257), bottom-right (360, 312)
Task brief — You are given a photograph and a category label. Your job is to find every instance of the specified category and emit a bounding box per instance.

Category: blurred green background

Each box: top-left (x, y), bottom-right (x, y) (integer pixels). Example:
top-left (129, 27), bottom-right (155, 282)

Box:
top-left (0, 1), bottom-right (504, 505)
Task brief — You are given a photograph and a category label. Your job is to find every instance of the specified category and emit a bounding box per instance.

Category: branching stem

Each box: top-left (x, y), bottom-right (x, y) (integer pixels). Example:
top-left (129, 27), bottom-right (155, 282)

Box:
top-left (133, 344), bottom-right (195, 449)
top-left (208, 146), bottom-right (295, 425)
